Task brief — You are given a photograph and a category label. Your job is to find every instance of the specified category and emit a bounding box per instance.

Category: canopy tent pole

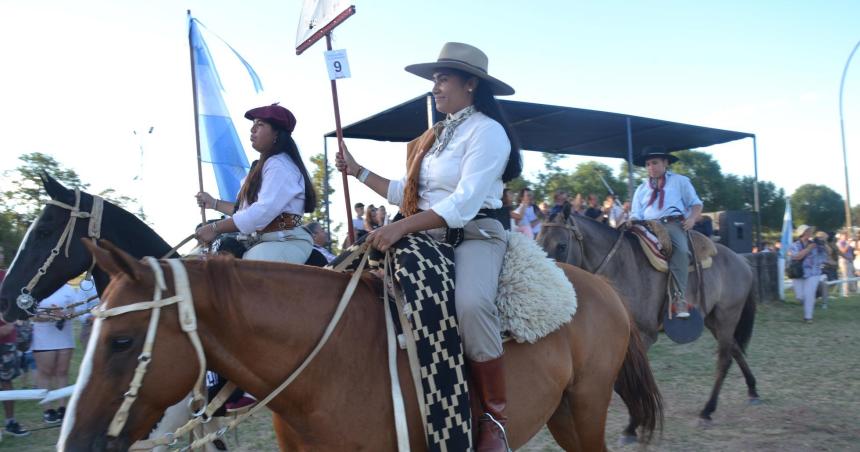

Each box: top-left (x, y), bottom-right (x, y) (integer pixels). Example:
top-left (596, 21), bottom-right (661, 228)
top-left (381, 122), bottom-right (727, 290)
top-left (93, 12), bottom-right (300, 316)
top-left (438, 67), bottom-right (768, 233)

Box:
top-left (753, 135), bottom-right (761, 247)
top-left (626, 117), bottom-right (634, 200)
top-left (324, 137), bottom-right (331, 237)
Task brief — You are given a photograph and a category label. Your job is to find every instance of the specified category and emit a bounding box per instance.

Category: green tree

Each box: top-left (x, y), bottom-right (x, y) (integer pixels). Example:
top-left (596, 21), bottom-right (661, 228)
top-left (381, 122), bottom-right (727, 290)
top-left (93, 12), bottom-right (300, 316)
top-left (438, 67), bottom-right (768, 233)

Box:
top-left (567, 161), bottom-right (625, 201)
top-left (738, 177), bottom-right (786, 233)
top-left (790, 184), bottom-right (845, 233)
top-left (304, 152), bottom-right (336, 229)
top-left (0, 211), bottom-right (24, 266)
top-left (619, 161), bottom-right (647, 200)
top-left (670, 150), bottom-right (727, 211)
top-left (2, 152), bottom-right (88, 223)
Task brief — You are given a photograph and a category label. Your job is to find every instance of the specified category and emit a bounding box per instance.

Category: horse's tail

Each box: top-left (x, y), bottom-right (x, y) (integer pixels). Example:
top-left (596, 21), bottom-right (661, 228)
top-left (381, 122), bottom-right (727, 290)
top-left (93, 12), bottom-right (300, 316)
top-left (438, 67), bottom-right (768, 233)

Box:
top-left (614, 314), bottom-right (664, 443)
top-left (734, 274), bottom-right (758, 353)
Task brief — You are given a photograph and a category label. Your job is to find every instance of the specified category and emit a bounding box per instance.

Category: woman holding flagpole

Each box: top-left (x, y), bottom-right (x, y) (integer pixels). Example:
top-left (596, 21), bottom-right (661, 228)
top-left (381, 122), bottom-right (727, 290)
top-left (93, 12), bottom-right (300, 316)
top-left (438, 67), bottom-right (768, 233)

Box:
top-left (195, 104), bottom-right (317, 263)
top-left (337, 42), bottom-right (521, 452)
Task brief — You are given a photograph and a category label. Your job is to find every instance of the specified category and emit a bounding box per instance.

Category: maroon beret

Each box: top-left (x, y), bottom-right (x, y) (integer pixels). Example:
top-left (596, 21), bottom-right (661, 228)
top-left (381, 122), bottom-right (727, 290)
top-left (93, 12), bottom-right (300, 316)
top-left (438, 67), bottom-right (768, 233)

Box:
top-left (244, 103), bottom-right (297, 133)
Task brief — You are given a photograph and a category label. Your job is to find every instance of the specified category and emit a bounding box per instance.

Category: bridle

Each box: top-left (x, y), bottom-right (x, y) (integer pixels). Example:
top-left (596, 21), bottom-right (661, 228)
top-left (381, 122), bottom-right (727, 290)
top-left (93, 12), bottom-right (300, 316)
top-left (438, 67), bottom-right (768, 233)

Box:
top-left (92, 257), bottom-right (208, 439)
top-left (94, 249), bottom-right (370, 451)
top-left (541, 213), bottom-right (625, 275)
top-left (16, 189), bottom-right (103, 314)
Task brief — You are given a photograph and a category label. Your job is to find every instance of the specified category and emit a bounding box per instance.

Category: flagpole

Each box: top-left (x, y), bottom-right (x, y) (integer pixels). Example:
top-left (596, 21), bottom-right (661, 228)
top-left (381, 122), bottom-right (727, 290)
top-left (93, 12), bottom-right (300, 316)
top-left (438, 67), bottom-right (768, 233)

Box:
top-left (188, 10), bottom-right (207, 227)
top-left (327, 32), bottom-right (355, 242)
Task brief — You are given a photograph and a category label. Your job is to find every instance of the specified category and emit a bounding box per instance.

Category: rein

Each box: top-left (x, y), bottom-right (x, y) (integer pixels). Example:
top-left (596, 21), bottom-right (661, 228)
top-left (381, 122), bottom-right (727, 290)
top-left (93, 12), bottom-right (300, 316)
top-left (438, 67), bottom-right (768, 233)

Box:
top-left (120, 248), bottom-right (371, 451)
top-left (16, 190), bottom-right (104, 315)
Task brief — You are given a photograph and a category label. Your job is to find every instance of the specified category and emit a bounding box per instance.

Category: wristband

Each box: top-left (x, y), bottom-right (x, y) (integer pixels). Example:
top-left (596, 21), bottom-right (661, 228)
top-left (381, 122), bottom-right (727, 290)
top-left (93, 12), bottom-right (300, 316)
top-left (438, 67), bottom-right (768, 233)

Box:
top-left (358, 167), bottom-right (371, 183)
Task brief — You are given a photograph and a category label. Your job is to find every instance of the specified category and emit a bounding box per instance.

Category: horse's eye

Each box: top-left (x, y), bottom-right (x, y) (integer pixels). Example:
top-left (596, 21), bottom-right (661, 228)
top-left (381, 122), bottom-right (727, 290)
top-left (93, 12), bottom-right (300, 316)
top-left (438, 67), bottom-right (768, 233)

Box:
top-left (557, 243), bottom-right (567, 252)
top-left (110, 336), bottom-right (134, 353)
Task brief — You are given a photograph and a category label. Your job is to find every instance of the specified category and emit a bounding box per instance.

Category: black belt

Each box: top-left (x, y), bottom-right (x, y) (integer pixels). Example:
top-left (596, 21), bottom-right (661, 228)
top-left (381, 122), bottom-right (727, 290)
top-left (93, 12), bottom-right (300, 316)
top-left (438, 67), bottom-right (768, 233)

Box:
top-left (660, 215), bottom-right (685, 224)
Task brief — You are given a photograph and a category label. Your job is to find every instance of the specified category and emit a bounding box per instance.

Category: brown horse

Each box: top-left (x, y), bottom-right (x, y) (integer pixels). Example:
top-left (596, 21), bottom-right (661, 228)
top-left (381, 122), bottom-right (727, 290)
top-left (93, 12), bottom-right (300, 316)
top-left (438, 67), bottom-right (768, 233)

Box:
top-left (538, 206), bottom-right (759, 441)
top-left (58, 240), bottom-right (661, 451)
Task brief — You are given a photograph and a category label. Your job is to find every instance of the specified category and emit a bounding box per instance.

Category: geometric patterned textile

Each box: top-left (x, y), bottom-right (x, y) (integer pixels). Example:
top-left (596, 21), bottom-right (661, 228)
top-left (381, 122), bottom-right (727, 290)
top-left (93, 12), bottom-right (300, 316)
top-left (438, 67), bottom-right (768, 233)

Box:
top-left (329, 232), bottom-right (472, 451)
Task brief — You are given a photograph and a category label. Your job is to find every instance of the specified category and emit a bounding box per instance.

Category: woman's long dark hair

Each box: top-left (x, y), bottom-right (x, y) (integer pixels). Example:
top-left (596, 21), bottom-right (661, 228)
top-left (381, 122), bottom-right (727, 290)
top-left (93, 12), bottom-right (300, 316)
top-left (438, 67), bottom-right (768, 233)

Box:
top-left (237, 127), bottom-right (317, 213)
top-left (469, 73), bottom-right (522, 182)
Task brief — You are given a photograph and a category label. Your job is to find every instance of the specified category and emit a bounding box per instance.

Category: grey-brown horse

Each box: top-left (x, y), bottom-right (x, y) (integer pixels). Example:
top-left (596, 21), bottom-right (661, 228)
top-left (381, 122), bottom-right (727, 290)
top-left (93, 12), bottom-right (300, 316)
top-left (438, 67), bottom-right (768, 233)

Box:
top-left (538, 205), bottom-right (759, 442)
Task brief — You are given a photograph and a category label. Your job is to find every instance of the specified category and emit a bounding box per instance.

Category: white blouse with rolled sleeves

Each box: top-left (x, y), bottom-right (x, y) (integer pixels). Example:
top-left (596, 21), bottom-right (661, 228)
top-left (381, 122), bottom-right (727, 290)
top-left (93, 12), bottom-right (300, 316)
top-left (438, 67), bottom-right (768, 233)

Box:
top-left (232, 153), bottom-right (306, 234)
top-left (387, 109), bottom-right (509, 228)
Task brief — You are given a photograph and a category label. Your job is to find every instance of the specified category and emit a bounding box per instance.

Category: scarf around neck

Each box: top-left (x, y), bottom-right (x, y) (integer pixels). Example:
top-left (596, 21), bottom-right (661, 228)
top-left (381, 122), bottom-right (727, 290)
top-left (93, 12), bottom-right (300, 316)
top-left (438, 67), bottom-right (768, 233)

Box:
top-left (646, 174), bottom-right (667, 210)
top-left (401, 106), bottom-right (476, 217)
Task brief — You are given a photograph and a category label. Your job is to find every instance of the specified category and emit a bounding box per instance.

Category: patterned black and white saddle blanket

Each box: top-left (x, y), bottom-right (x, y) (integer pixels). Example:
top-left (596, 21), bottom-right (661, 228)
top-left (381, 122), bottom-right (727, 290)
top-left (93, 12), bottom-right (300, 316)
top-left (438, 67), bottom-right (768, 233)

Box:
top-left (329, 230), bottom-right (579, 451)
top-left (331, 232), bottom-right (471, 451)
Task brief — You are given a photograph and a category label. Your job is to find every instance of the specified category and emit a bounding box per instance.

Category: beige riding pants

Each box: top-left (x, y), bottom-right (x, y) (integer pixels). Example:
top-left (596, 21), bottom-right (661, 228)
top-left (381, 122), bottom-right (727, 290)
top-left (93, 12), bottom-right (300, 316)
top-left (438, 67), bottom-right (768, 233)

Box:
top-left (243, 227), bottom-right (313, 264)
top-left (430, 217), bottom-right (507, 362)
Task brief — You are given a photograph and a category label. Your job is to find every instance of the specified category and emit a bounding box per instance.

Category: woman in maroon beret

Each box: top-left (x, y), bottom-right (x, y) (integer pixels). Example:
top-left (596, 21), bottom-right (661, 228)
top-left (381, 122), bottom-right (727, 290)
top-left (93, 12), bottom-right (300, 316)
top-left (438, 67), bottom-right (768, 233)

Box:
top-left (195, 104), bottom-right (317, 263)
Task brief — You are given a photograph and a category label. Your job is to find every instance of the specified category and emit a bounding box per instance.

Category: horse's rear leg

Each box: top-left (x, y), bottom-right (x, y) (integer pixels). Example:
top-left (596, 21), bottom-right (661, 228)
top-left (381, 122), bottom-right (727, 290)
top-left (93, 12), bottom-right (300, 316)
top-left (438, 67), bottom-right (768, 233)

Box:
top-left (700, 342), bottom-right (733, 421)
top-left (732, 343), bottom-right (760, 402)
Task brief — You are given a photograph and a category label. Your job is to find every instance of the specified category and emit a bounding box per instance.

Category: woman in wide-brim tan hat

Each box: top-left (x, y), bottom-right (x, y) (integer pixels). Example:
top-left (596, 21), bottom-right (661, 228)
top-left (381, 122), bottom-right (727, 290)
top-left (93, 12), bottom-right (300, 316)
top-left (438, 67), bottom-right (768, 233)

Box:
top-left (336, 42), bottom-right (521, 451)
top-left (788, 224), bottom-right (827, 323)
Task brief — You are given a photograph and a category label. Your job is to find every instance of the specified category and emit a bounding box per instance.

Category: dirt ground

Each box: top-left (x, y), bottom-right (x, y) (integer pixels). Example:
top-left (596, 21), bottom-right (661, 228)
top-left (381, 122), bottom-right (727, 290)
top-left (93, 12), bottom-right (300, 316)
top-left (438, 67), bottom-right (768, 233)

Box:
top-left (5, 295), bottom-right (859, 451)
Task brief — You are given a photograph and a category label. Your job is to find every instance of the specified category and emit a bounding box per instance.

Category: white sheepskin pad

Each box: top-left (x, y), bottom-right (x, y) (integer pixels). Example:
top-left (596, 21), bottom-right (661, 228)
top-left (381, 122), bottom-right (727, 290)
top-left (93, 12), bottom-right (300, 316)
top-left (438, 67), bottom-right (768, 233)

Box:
top-left (496, 231), bottom-right (578, 343)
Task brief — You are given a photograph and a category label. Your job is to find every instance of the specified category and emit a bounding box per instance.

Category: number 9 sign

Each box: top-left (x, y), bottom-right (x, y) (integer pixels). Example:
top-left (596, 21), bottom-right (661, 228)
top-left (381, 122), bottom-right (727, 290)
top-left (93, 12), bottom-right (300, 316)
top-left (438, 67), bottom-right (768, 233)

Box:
top-left (325, 49), bottom-right (351, 80)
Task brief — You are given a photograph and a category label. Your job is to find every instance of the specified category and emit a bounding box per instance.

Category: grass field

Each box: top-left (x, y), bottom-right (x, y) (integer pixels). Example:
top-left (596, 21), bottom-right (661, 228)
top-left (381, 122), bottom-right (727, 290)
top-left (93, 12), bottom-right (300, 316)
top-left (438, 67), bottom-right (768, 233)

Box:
top-left (4, 294), bottom-right (859, 451)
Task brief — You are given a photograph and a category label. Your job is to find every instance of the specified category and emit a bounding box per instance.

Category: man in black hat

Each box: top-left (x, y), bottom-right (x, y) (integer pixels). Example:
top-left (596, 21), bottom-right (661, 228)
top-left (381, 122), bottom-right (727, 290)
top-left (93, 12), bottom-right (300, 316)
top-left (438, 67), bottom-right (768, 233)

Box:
top-left (630, 145), bottom-right (703, 318)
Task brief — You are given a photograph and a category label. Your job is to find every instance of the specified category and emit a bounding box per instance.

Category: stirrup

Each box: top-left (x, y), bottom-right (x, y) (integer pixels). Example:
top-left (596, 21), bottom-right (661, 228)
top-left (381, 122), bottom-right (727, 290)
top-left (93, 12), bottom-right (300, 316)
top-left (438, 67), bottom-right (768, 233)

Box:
top-left (481, 413), bottom-right (512, 452)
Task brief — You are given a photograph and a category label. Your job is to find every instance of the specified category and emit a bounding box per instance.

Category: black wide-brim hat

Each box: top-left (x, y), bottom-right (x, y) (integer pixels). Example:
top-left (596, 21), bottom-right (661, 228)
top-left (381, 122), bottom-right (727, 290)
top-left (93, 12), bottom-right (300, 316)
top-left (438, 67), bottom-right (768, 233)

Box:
top-left (405, 42), bottom-right (515, 96)
top-left (634, 145), bottom-right (679, 166)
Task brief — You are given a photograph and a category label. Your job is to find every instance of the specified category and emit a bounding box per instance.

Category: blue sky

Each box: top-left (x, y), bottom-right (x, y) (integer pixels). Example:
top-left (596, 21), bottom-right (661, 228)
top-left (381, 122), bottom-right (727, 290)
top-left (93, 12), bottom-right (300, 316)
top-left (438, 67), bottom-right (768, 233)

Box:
top-left (1, 0), bottom-right (858, 246)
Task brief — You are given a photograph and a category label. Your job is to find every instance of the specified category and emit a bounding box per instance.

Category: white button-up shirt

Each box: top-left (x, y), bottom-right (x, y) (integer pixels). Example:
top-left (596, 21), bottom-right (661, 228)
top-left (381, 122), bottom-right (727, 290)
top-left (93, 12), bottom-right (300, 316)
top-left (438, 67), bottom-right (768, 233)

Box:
top-left (232, 153), bottom-right (306, 234)
top-left (387, 109), bottom-right (510, 228)
top-left (630, 171), bottom-right (702, 221)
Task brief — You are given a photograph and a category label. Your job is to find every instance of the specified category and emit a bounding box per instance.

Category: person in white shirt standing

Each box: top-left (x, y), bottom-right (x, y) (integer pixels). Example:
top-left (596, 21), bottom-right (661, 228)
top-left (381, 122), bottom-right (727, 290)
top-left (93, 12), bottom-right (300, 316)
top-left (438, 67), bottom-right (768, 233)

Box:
top-left (630, 145), bottom-right (703, 319)
top-left (32, 283), bottom-right (77, 424)
top-left (336, 42), bottom-right (521, 452)
top-left (195, 104), bottom-right (317, 264)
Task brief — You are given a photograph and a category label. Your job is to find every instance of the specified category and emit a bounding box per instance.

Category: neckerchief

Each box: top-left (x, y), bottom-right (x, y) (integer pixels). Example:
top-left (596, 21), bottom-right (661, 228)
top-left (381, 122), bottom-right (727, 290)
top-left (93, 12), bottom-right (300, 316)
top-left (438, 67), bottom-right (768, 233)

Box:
top-left (647, 174), bottom-right (666, 209)
top-left (402, 105), bottom-right (476, 217)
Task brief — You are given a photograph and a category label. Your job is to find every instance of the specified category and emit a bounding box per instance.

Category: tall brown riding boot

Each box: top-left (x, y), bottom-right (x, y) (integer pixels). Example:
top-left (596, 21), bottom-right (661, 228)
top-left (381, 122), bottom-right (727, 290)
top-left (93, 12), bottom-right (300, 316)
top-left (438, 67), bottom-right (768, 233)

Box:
top-left (470, 356), bottom-right (510, 452)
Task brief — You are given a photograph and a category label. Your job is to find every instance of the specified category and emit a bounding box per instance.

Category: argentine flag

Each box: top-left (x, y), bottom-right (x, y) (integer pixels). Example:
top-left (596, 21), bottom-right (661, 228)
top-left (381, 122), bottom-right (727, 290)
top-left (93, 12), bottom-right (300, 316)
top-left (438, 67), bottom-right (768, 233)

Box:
top-left (189, 15), bottom-right (263, 202)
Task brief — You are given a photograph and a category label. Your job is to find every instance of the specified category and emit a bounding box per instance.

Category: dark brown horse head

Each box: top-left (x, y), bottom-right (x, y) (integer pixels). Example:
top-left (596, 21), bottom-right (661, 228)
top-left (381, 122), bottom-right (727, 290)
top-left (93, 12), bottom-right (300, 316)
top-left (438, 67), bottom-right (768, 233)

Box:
top-left (538, 202), bottom-right (584, 265)
top-left (0, 173), bottom-right (92, 321)
top-left (58, 240), bottom-right (198, 452)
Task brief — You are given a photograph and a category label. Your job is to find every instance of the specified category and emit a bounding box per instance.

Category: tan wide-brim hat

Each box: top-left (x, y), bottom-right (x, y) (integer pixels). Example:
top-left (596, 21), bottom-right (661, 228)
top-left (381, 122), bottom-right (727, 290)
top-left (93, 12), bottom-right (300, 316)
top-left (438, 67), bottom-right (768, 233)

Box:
top-left (795, 224), bottom-right (815, 237)
top-left (405, 42), bottom-right (515, 96)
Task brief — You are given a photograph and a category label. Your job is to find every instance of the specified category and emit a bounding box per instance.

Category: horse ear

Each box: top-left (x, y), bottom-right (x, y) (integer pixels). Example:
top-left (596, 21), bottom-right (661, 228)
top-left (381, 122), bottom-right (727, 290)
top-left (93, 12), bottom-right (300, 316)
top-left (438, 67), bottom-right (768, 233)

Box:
top-left (562, 201), bottom-right (571, 220)
top-left (42, 172), bottom-right (69, 200)
top-left (83, 239), bottom-right (151, 284)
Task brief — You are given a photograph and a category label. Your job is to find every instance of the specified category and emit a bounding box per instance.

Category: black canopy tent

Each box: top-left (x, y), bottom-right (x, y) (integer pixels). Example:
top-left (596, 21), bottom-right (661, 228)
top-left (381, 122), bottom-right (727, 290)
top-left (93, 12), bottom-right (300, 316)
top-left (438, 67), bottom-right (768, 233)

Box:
top-left (323, 93), bottom-right (760, 241)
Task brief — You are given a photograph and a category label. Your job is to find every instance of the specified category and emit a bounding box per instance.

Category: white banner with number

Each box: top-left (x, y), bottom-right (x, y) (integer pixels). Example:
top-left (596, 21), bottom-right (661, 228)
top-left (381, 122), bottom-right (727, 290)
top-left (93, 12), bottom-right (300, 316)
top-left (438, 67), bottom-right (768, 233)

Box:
top-left (325, 49), bottom-right (351, 80)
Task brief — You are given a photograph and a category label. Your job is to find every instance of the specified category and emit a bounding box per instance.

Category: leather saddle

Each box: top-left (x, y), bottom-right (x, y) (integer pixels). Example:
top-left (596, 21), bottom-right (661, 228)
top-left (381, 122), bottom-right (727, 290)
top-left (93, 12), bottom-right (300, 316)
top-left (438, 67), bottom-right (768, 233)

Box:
top-left (629, 220), bottom-right (717, 273)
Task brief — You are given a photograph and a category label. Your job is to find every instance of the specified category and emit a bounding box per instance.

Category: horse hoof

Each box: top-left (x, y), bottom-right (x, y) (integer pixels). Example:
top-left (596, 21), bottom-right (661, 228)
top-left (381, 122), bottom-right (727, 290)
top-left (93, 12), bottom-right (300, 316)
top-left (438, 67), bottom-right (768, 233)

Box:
top-left (617, 434), bottom-right (638, 446)
top-left (748, 397), bottom-right (762, 406)
top-left (697, 417), bottom-right (713, 428)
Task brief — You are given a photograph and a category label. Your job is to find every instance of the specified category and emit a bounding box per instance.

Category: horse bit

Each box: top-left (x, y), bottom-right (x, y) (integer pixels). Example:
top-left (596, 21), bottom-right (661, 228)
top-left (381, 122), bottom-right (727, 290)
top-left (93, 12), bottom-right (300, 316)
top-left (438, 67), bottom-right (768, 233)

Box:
top-left (16, 189), bottom-right (103, 315)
